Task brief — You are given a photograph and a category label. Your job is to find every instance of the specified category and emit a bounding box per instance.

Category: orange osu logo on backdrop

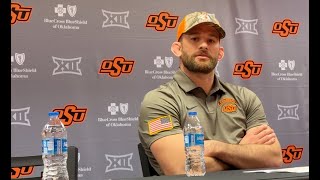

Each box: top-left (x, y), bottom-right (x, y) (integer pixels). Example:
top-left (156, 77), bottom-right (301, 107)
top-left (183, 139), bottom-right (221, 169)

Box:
top-left (99, 56), bottom-right (135, 78)
top-left (272, 19), bottom-right (299, 37)
top-left (53, 104), bottom-right (88, 127)
top-left (11, 2), bottom-right (32, 25)
top-left (11, 166), bottom-right (34, 179)
top-left (233, 60), bottom-right (263, 79)
top-left (146, 12), bottom-right (178, 31)
top-left (282, 145), bottom-right (303, 164)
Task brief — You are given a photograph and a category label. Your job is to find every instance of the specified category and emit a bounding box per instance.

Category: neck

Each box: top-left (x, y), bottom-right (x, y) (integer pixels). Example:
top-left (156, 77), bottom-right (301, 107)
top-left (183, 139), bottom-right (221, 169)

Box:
top-left (181, 66), bottom-right (215, 95)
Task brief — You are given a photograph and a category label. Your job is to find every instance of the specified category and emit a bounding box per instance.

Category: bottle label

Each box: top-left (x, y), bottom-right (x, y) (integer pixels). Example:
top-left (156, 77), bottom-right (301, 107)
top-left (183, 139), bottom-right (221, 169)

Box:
top-left (184, 134), bottom-right (190, 147)
top-left (42, 138), bottom-right (67, 155)
top-left (54, 138), bottom-right (68, 154)
top-left (42, 138), bottom-right (54, 155)
top-left (62, 138), bottom-right (68, 153)
top-left (184, 133), bottom-right (204, 147)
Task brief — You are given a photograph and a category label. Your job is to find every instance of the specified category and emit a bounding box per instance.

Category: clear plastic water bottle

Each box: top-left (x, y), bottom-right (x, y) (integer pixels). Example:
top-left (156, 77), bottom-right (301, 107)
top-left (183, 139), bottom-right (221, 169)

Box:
top-left (41, 111), bottom-right (69, 180)
top-left (183, 111), bottom-right (206, 176)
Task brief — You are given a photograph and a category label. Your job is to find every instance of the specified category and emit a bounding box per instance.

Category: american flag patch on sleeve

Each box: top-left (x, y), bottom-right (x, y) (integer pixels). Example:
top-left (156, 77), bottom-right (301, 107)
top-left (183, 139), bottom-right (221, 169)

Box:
top-left (148, 115), bottom-right (173, 135)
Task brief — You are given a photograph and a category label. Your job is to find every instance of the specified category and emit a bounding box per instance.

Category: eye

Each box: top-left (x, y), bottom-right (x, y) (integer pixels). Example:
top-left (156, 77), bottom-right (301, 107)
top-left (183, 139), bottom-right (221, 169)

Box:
top-left (208, 39), bottom-right (216, 43)
top-left (191, 37), bottom-right (199, 41)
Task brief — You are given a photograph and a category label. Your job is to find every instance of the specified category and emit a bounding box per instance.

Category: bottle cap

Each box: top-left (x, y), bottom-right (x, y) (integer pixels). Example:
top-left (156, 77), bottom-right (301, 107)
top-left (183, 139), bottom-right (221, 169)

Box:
top-left (188, 111), bottom-right (197, 116)
top-left (48, 111), bottom-right (59, 117)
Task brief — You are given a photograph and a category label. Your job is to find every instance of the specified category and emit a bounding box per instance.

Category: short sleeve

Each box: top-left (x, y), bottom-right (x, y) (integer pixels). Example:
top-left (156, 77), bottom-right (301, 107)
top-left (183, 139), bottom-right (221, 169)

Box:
top-left (138, 88), bottom-right (183, 149)
top-left (242, 87), bottom-right (269, 130)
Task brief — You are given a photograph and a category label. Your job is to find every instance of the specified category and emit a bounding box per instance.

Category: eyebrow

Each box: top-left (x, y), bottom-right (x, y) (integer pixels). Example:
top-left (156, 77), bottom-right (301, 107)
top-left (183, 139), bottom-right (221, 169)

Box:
top-left (185, 32), bottom-right (217, 38)
top-left (185, 31), bottom-right (199, 35)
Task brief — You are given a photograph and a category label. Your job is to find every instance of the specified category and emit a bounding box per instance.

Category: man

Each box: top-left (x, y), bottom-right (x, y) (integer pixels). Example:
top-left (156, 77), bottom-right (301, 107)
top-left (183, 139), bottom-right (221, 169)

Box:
top-left (138, 11), bottom-right (282, 176)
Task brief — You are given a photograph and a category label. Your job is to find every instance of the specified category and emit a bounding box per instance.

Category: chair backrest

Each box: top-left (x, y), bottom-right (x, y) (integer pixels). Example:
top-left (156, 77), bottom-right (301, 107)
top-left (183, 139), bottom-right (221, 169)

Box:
top-left (11, 146), bottom-right (78, 180)
top-left (137, 143), bottom-right (159, 177)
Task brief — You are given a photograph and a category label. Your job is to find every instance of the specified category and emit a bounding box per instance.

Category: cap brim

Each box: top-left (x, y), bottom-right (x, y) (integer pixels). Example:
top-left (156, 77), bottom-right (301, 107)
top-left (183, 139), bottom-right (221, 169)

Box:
top-left (200, 22), bottom-right (226, 39)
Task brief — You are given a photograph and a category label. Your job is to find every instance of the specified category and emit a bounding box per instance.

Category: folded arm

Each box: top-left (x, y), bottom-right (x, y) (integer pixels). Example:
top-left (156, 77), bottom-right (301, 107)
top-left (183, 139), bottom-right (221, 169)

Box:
top-left (150, 133), bottom-right (231, 176)
top-left (204, 124), bottom-right (283, 169)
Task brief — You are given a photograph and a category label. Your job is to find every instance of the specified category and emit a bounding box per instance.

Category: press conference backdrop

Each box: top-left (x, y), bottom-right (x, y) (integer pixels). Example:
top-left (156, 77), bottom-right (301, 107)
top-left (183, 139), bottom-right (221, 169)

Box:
top-left (11, 0), bottom-right (309, 179)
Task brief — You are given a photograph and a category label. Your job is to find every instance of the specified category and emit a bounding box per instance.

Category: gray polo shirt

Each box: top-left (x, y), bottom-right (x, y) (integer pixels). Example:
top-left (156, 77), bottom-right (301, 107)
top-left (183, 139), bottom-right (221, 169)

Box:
top-left (138, 69), bottom-right (268, 175)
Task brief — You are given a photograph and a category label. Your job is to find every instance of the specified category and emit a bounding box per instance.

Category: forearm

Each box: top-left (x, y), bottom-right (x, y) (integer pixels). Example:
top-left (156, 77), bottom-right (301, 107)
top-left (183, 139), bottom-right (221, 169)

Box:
top-left (206, 140), bottom-right (282, 169)
top-left (204, 156), bottom-right (232, 172)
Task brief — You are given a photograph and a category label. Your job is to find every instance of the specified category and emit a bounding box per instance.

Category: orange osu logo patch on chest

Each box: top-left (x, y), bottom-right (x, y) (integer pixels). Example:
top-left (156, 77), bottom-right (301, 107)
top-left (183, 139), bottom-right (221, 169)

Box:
top-left (218, 98), bottom-right (237, 113)
top-left (222, 103), bottom-right (237, 113)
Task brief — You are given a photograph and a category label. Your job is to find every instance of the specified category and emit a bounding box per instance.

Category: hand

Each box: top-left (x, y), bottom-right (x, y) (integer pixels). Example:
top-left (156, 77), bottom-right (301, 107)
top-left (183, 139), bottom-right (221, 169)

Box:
top-left (239, 124), bottom-right (276, 145)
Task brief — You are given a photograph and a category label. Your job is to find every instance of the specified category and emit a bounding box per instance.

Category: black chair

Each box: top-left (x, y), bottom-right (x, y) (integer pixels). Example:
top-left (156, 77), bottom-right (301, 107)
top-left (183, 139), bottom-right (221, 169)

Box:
top-left (137, 143), bottom-right (159, 177)
top-left (11, 146), bottom-right (78, 180)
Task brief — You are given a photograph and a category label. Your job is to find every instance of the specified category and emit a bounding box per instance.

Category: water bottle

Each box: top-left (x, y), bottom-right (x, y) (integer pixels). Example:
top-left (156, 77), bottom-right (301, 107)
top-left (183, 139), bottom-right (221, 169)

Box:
top-left (41, 111), bottom-right (69, 180)
top-left (183, 111), bottom-right (206, 176)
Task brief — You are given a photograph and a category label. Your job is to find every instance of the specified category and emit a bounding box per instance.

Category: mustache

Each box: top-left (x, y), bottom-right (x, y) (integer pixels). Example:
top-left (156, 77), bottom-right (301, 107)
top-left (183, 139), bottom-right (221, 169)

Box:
top-left (193, 50), bottom-right (212, 58)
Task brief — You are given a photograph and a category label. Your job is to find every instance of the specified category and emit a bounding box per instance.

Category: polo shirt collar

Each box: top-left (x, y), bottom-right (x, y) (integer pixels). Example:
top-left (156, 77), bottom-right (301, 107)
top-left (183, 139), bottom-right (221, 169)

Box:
top-left (173, 69), bottom-right (226, 94)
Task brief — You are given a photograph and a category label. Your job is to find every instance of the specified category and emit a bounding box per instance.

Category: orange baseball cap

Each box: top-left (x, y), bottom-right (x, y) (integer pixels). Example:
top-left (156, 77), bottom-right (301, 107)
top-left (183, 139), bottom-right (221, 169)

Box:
top-left (176, 11), bottom-right (226, 41)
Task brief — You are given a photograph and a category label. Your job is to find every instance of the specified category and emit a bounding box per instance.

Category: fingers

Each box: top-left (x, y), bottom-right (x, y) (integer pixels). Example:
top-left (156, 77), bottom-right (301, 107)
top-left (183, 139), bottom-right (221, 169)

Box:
top-left (247, 124), bottom-right (268, 135)
top-left (258, 132), bottom-right (276, 144)
top-left (263, 137), bottom-right (276, 145)
top-left (256, 126), bottom-right (274, 139)
top-left (241, 125), bottom-right (276, 145)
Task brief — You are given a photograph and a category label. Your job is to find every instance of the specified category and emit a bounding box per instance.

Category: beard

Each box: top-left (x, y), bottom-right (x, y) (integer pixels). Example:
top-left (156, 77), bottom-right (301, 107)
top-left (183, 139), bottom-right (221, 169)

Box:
top-left (180, 49), bottom-right (218, 74)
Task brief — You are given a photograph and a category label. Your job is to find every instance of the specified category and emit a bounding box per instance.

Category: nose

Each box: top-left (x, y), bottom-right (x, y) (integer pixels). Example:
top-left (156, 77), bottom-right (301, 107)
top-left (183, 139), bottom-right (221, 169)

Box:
top-left (199, 40), bottom-right (208, 50)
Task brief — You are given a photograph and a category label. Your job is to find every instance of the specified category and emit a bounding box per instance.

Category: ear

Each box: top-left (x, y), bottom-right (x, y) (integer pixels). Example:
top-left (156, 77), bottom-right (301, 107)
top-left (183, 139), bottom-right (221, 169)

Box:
top-left (218, 46), bottom-right (224, 61)
top-left (171, 42), bottom-right (182, 57)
